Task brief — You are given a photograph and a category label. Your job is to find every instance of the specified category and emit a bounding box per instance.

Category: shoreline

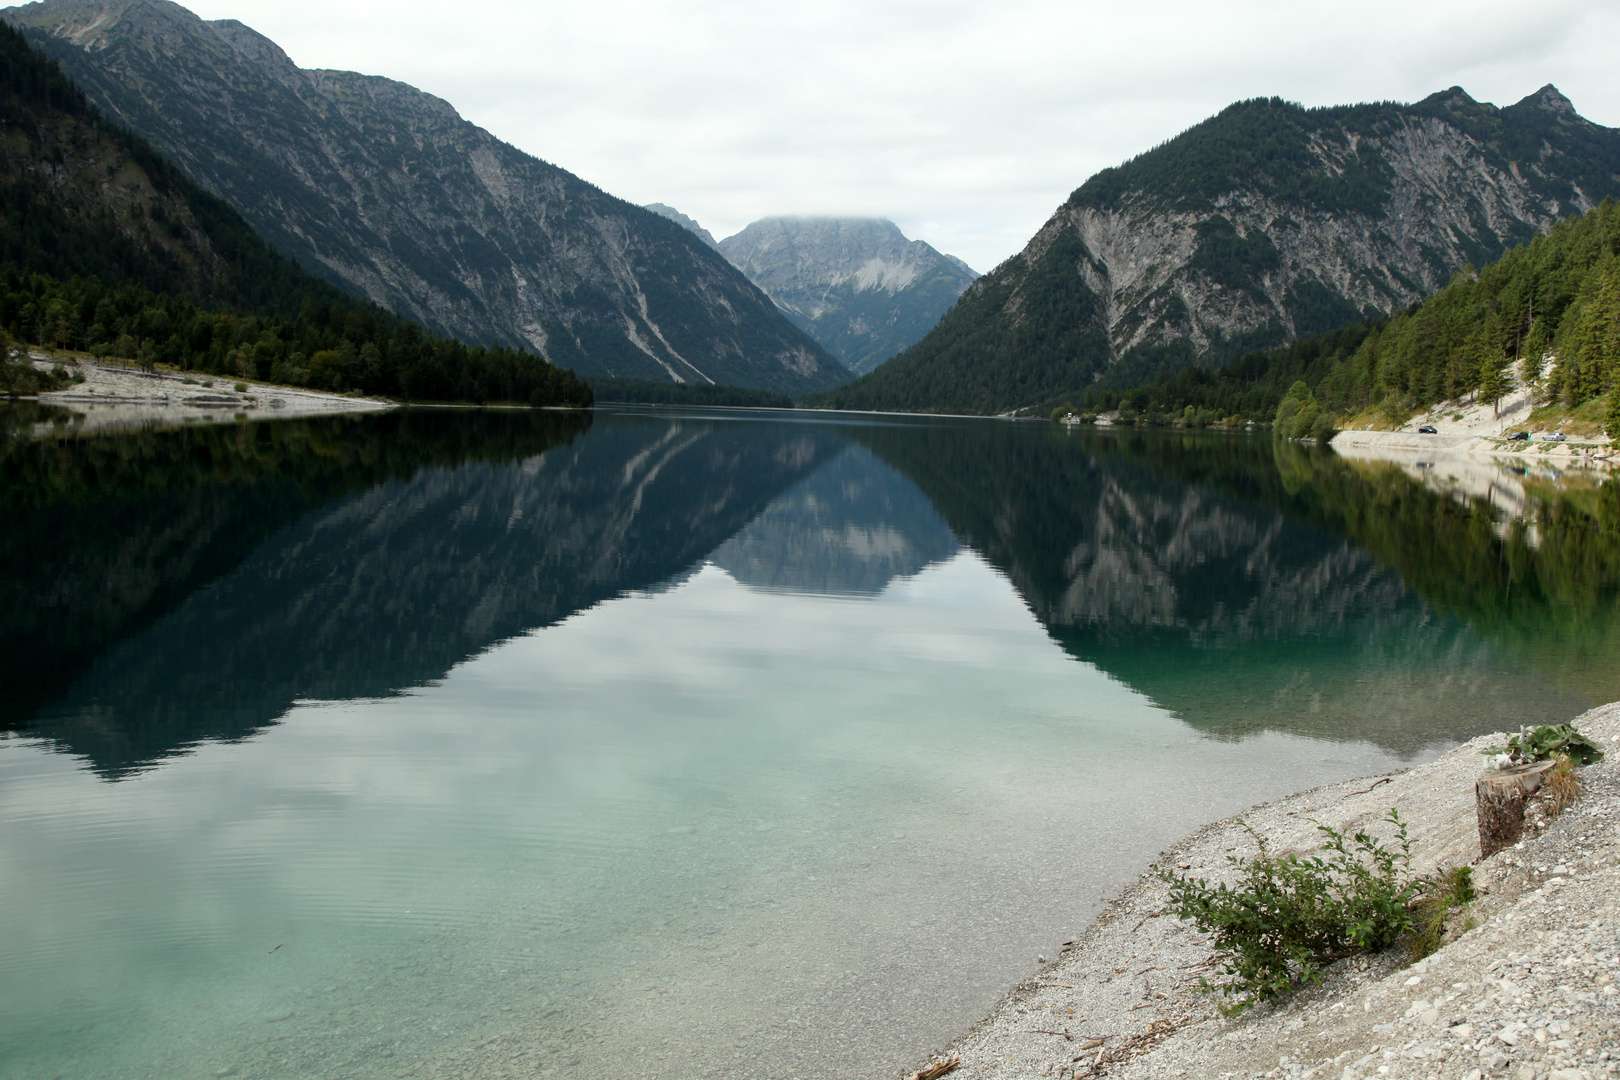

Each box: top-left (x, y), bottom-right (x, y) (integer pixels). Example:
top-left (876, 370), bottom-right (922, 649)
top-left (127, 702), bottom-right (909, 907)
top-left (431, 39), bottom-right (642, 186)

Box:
top-left (25, 356), bottom-right (394, 435)
top-left (910, 701), bottom-right (1620, 1080)
top-left (1330, 428), bottom-right (1615, 470)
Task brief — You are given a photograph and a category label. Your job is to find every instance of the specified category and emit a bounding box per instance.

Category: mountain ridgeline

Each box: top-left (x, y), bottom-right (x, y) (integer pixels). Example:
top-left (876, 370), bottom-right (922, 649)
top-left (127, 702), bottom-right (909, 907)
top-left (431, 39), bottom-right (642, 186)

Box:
top-left (5, 0), bottom-right (850, 396)
top-left (0, 19), bottom-right (592, 405)
top-left (809, 87), bottom-right (1620, 415)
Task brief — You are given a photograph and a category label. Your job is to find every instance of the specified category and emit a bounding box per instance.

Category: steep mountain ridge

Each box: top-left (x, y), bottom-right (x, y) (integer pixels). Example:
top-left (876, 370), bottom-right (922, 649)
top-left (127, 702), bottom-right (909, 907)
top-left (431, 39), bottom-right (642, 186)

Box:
top-left (0, 19), bottom-right (341, 315)
top-left (644, 203), bottom-right (719, 250)
top-left (5, 0), bottom-right (851, 395)
top-left (812, 87), bottom-right (1620, 414)
top-left (717, 216), bottom-right (977, 374)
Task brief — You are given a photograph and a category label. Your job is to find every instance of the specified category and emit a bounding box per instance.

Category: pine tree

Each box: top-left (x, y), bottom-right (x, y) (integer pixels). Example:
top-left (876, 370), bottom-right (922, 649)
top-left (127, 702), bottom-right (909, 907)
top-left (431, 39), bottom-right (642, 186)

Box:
top-left (1476, 333), bottom-right (1511, 415)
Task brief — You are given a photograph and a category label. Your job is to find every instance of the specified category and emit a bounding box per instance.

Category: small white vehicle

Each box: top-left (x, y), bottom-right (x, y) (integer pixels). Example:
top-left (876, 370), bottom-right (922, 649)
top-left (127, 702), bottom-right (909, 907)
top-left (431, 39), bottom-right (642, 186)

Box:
top-left (1543, 431), bottom-right (1568, 442)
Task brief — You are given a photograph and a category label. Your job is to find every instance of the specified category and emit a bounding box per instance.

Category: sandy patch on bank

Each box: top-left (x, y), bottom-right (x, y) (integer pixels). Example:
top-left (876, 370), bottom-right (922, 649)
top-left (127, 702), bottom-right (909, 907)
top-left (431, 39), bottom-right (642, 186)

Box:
top-left (909, 703), bottom-right (1620, 1080)
top-left (28, 355), bottom-right (392, 434)
top-left (1332, 377), bottom-right (1613, 469)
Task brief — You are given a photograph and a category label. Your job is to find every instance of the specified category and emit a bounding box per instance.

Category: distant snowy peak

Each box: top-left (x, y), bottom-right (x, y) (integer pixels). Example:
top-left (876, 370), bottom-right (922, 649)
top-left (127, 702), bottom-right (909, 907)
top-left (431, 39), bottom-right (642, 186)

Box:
top-left (643, 203), bottom-right (718, 249)
top-left (715, 217), bottom-right (979, 375)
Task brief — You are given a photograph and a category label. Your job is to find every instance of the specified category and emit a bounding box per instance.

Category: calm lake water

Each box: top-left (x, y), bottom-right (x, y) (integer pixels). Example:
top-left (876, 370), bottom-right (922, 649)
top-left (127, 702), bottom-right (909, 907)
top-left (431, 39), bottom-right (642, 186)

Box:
top-left (3, 406), bottom-right (1617, 1080)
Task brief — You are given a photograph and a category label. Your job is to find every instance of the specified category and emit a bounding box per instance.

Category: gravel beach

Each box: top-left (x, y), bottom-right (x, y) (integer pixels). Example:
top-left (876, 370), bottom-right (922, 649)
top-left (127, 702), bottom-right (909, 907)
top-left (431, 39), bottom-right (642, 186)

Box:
top-left (29, 355), bottom-right (393, 433)
top-left (909, 702), bottom-right (1620, 1080)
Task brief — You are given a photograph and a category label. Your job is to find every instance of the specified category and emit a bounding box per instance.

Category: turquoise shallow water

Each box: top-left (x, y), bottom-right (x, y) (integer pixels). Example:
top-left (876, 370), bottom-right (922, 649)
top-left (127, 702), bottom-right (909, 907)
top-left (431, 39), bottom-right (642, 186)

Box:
top-left (1, 408), bottom-right (1615, 1080)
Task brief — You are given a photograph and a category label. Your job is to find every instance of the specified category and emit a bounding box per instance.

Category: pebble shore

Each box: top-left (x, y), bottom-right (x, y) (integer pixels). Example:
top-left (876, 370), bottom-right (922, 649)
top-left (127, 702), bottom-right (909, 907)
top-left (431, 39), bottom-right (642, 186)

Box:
top-left (911, 702), bottom-right (1620, 1080)
top-left (30, 355), bottom-right (393, 433)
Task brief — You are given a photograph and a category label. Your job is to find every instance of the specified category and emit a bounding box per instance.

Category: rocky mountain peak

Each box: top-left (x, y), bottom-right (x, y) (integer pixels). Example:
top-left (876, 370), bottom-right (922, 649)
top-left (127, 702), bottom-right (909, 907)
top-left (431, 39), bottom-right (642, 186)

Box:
top-left (714, 216), bottom-right (978, 375)
top-left (1528, 83), bottom-right (1576, 116)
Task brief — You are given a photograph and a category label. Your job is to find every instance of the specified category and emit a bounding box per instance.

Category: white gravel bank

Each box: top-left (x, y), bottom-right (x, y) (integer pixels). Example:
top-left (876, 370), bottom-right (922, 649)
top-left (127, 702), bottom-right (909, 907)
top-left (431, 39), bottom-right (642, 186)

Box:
top-left (909, 702), bottom-right (1620, 1080)
top-left (29, 356), bottom-right (393, 433)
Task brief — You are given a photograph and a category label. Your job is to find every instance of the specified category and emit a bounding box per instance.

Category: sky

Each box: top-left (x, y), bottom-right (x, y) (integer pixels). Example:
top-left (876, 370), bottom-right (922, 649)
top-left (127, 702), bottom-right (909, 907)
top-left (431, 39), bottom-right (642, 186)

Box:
top-left (181, 0), bottom-right (1620, 274)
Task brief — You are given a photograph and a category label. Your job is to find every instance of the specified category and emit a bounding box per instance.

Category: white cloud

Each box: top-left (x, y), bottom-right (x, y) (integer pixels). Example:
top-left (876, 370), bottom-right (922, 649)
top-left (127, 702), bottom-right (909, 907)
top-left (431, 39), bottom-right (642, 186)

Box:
top-left (181, 0), bottom-right (1620, 273)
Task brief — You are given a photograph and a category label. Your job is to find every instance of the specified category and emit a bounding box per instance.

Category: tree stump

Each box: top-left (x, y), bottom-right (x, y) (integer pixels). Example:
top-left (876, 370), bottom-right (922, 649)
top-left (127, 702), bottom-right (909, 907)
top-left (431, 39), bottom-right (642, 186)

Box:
top-left (1476, 760), bottom-right (1557, 859)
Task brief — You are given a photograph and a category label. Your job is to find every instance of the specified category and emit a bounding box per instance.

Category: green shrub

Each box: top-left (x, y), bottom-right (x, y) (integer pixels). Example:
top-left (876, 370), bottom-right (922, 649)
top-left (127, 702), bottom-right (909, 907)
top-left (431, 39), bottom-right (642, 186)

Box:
top-left (1307, 410), bottom-right (1337, 442)
top-left (1160, 810), bottom-right (1429, 1013)
top-left (1484, 723), bottom-right (1604, 766)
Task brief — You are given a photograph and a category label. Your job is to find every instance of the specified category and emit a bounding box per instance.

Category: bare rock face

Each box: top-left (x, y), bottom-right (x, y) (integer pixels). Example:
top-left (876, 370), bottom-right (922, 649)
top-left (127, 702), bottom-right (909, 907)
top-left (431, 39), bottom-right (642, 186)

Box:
top-left (718, 217), bottom-right (978, 374)
top-left (4, 0), bottom-right (851, 395)
top-left (817, 87), bottom-right (1620, 413)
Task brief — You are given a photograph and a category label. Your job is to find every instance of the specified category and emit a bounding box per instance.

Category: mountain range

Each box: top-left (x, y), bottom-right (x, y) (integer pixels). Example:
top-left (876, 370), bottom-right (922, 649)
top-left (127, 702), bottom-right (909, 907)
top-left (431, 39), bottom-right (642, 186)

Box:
top-left (0, 18), bottom-right (591, 405)
top-left (810, 86), bottom-right (1620, 414)
top-left (5, 0), bottom-right (850, 396)
top-left (647, 208), bottom-right (978, 375)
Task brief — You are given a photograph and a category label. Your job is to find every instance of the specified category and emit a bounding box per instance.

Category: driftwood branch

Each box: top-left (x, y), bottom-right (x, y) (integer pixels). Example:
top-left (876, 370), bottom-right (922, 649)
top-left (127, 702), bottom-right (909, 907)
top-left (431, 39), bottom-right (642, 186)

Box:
top-left (906, 1057), bottom-right (961, 1080)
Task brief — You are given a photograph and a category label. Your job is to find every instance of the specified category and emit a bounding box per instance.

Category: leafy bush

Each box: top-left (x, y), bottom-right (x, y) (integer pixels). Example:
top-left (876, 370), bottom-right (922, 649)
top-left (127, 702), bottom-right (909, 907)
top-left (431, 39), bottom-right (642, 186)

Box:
top-left (1161, 811), bottom-right (1431, 1013)
top-left (1484, 723), bottom-right (1605, 766)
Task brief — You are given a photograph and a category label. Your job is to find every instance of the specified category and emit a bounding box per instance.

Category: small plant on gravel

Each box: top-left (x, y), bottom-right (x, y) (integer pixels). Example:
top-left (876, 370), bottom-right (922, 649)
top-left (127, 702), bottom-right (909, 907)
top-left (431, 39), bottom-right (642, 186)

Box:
top-left (1540, 755), bottom-right (1580, 813)
top-left (1160, 810), bottom-right (1435, 1014)
top-left (1483, 723), bottom-right (1604, 766)
top-left (1406, 866), bottom-right (1475, 961)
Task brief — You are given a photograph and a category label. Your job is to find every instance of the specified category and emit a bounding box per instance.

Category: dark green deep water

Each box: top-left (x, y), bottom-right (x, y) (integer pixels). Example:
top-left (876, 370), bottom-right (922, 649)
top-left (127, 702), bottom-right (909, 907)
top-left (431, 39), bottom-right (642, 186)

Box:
top-left (2, 407), bottom-right (1617, 1080)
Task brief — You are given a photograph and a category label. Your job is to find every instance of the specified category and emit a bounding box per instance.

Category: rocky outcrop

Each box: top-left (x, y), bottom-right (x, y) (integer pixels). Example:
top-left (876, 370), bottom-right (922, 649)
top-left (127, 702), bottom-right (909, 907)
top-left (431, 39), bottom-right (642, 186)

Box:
top-left (814, 86), bottom-right (1620, 413)
top-left (718, 217), bottom-right (978, 373)
top-left (4, 0), bottom-right (851, 395)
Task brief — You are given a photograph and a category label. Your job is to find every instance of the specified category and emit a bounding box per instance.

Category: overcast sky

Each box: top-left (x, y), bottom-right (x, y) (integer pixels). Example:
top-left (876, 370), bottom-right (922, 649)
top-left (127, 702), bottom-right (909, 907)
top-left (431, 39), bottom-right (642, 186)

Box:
top-left (182, 0), bottom-right (1620, 274)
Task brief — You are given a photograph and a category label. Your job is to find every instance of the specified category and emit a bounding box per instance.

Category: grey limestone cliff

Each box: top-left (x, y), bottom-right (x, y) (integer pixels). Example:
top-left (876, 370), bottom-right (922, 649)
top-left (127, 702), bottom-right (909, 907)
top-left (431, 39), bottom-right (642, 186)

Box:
top-left (5, 0), bottom-right (851, 395)
top-left (718, 217), bottom-right (978, 374)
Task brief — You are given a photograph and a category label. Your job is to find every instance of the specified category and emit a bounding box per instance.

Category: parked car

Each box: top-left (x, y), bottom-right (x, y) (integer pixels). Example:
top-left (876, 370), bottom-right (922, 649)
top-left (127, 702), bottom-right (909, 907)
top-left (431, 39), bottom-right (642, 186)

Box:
top-left (1507, 431), bottom-right (1530, 441)
top-left (1417, 425), bottom-right (1438, 434)
top-left (1545, 432), bottom-right (1568, 442)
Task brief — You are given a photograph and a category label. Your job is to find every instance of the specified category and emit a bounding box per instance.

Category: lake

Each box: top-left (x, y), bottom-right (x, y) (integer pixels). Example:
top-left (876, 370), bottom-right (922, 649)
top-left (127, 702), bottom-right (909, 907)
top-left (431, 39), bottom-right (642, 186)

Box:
top-left (2, 406), bottom-right (1617, 1080)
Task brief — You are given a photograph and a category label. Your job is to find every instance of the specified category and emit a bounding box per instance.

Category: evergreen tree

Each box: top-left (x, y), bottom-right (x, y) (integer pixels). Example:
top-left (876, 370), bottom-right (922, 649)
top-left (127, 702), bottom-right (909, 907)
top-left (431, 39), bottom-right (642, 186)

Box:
top-left (1476, 330), bottom-right (1511, 415)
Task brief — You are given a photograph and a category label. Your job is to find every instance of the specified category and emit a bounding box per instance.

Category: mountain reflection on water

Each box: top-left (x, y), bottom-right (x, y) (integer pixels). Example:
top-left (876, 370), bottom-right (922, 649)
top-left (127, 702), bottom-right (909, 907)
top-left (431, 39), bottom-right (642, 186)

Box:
top-left (4, 407), bottom-right (1617, 776)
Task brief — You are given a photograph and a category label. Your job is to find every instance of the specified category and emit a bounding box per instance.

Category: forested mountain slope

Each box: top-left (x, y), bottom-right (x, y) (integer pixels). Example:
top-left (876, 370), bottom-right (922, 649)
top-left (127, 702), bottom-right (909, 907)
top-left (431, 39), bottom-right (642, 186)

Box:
top-left (717, 217), bottom-right (978, 374)
top-left (1110, 198), bottom-right (1620, 433)
top-left (0, 21), bottom-right (590, 404)
top-left (4, 0), bottom-right (849, 396)
top-left (810, 87), bottom-right (1620, 415)
top-left (0, 20), bottom-right (330, 316)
